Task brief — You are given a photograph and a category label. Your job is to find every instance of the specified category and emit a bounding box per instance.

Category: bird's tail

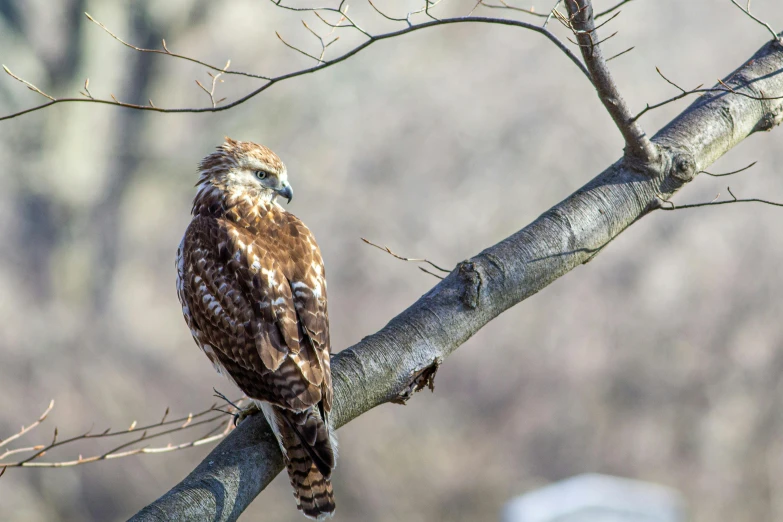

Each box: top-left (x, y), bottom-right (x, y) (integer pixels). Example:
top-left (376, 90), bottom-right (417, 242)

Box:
top-left (259, 402), bottom-right (337, 520)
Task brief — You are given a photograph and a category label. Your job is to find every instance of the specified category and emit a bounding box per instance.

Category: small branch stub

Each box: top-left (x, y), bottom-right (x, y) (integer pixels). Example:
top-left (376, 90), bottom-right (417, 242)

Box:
top-left (459, 261), bottom-right (482, 309)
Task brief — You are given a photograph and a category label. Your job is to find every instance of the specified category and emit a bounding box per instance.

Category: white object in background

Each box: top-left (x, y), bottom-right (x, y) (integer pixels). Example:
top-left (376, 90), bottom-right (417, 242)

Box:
top-left (501, 473), bottom-right (686, 522)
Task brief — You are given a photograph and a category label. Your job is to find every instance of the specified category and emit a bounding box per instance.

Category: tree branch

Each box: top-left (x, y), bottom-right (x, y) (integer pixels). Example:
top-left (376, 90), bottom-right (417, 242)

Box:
top-left (0, 14), bottom-right (588, 122)
top-left (130, 33), bottom-right (783, 522)
top-left (562, 0), bottom-right (658, 163)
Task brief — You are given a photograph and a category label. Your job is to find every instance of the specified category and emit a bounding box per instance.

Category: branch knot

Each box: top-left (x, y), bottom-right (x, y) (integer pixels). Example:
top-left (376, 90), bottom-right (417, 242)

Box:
top-left (458, 261), bottom-right (482, 309)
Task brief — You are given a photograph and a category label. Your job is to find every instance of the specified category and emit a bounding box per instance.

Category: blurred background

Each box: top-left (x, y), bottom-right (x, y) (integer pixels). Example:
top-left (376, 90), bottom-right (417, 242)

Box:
top-left (0, 0), bottom-right (782, 520)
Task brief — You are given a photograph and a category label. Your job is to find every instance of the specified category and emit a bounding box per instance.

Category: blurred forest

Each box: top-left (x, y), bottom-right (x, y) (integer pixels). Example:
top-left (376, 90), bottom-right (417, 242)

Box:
top-left (0, 0), bottom-right (782, 521)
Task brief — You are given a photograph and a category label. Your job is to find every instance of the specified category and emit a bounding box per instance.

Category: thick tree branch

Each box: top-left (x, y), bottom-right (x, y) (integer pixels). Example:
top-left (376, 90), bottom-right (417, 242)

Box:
top-left (563, 0), bottom-right (658, 163)
top-left (130, 35), bottom-right (783, 522)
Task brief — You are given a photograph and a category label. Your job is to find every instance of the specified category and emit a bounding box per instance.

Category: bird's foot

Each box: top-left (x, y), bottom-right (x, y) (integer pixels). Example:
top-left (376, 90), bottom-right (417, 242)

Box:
top-left (233, 402), bottom-right (261, 427)
top-left (213, 388), bottom-right (260, 426)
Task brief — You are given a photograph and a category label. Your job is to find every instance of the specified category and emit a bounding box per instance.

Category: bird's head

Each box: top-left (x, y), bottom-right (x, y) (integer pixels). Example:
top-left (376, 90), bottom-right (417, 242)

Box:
top-left (195, 137), bottom-right (293, 210)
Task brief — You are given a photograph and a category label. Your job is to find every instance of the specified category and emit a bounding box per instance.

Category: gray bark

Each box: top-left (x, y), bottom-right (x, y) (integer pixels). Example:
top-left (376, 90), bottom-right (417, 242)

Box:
top-left (131, 36), bottom-right (783, 522)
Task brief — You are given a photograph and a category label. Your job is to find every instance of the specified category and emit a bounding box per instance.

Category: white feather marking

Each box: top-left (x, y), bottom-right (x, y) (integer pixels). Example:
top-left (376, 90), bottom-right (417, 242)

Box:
top-left (291, 281), bottom-right (308, 290)
top-left (258, 402), bottom-right (288, 458)
top-left (261, 267), bottom-right (277, 286)
top-left (271, 297), bottom-right (286, 306)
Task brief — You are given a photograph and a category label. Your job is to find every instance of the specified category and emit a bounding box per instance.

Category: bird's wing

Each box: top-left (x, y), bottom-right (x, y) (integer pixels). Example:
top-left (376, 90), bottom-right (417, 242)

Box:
top-left (280, 213), bottom-right (333, 414)
top-left (178, 214), bottom-right (325, 410)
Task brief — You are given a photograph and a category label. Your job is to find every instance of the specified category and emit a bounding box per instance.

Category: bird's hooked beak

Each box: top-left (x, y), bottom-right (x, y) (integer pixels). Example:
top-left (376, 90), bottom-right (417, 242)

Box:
top-left (276, 182), bottom-right (294, 204)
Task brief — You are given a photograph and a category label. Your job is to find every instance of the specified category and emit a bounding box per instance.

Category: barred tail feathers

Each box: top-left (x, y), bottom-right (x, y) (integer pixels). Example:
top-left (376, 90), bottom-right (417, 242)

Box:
top-left (259, 402), bottom-right (337, 520)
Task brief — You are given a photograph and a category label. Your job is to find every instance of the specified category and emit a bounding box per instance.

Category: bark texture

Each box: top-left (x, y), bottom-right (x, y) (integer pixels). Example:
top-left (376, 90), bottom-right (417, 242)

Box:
top-left (131, 36), bottom-right (783, 522)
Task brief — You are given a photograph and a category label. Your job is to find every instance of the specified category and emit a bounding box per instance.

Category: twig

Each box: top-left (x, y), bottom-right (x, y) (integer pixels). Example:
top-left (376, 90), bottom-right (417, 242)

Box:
top-left (659, 186), bottom-right (783, 210)
top-left (0, 400), bottom-right (240, 470)
top-left (543, 0), bottom-right (564, 28)
top-left (700, 161), bottom-right (757, 177)
top-left (419, 267), bottom-right (446, 279)
top-left (361, 238), bottom-right (451, 274)
top-left (79, 78), bottom-right (94, 99)
top-left (562, 0), bottom-right (657, 163)
top-left (194, 60), bottom-right (230, 108)
top-left (606, 46), bottom-right (634, 62)
top-left (594, 0), bottom-right (635, 19)
top-left (631, 67), bottom-right (783, 122)
top-left (479, 0), bottom-right (548, 18)
top-left (729, 0), bottom-right (780, 42)
top-left (2, 65), bottom-right (56, 101)
top-left (1, 14), bottom-right (591, 122)
top-left (0, 400), bottom-right (55, 449)
top-left (276, 31), bottom-right (325, 63)
top-left (84, 13), bottom-right (267, 79)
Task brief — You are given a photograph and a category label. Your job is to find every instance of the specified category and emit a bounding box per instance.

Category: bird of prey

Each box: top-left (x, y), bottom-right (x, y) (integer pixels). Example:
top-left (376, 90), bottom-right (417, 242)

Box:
top-left (176, 137), bottom-right (336, 519)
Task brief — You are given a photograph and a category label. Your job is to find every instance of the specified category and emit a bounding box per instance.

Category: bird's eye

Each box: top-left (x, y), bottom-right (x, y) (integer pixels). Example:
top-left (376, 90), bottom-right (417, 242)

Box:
top-left (255, 170), bottom-right (268, 180)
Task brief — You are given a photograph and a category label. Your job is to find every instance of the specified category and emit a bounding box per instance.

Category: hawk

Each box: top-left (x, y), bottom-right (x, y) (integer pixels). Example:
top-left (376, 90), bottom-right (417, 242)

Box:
top-left (176, 137), bottom-right (336, 519)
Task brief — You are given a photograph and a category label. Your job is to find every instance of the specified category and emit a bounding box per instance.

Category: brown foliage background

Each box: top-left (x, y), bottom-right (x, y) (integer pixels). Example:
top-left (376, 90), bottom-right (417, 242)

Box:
top-left (0, 1), bottom-right (781, 520)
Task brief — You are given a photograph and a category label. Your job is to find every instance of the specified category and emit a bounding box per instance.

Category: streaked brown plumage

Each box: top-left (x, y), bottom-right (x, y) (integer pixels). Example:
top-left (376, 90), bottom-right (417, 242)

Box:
top-left (176, 137), bottom-right (336, 519)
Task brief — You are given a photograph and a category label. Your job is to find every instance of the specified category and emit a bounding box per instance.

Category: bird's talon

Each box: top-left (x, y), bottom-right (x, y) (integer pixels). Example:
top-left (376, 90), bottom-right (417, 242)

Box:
top-left (234, 403), bottom-right (261, 426)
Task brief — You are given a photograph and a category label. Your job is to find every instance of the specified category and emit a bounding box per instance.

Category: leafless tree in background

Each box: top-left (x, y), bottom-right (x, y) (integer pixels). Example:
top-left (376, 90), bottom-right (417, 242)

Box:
top-left (1, 0), bottom-right (782, 520)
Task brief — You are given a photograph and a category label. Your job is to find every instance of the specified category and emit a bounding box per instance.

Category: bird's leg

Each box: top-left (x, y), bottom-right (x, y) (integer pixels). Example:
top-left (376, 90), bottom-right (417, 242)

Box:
top-left (213, 388), bottom-right (260, 426)
top-left (233, 402), bottom-right (262, 426)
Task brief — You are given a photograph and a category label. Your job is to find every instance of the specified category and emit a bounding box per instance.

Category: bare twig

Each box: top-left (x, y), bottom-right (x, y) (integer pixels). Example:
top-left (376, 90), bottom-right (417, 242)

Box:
top-left (0, 400), bottom-right (240, 470)
top-left (301, 20), bottom-right (341, 62)
top-left (606, 45), bottom-right (634, 62)
top-left (729, 0), bottom-right (779, 42)
top-left (276, 31), bottom-right (325, 63)
top-left (562, 0), bottom-right (657, 163)
top-left (543, 0), bottom-right (564, 28)
top-left (659, 186), bottom-right (783, 210)
top-left (0, 400), bottom-right (54, 449)
top-left (478, 0), bottom-right (548, 19)
top-left (632, 67), bottom-right (783, 122)
top-left (84, 13), bottom-right (267, 79)
top-left (2, 65), bottom-right (56, 101)
top-left (594, 0), bottom-right (636, 19)
top-left (195, 60), bottom-right (230, 108)
top-left (79, 78), bottom-right (94, 99)
top-left (361, 238), bottom-right (451, 275)
top-left (1, 13), bottom-right (590, 122)
top-left (700, 161), bottom-right (757, 177)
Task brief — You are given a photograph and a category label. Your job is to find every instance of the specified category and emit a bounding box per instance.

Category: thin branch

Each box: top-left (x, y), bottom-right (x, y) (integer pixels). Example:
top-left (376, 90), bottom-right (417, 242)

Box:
top-left (478, 0), bottom-right (549, 19)
top-left (275, 31), bottom-right (324, 63)
top-left (700, 161), bottom-right (757, 177)
top-left (606, 45), bottom-right (634, 62)
top-left (543, 0), bottom-right (564, 28)
top-left (659, 186), bottom-right (783, 210)
top-left (2, 65), bottom-right (56, 101)
top-left (0, 400), bottom-right (54, 449)
top-left (361, 237), bottom-right (451, 274)
top-left (0, 15), bottom-right (590, 122)
top-left (195, 61), bottom-right (230, 108)
top-left (632, 67), bottom-right (783, 122)
top-left (594, 0), bottom-right (635, 19)
top-left (562, 0), bottom-right (658, 163)
top-left (79, 78), bottom-right (94, 99)
top-left (0, 401), bottom-right (240, 470)
top-left (729, 0), bottom-right (779, 42)
top-left (84, 13), bottom-right (268, 80)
